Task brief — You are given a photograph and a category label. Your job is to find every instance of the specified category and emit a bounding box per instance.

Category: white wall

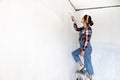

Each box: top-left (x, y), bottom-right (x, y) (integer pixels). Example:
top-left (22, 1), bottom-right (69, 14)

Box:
top-left (0, 0), bottom-right (77, 80)
top-left (75, 7), bottom-right (120, 80)
top-left (0, 0), bottom-right (119, 80)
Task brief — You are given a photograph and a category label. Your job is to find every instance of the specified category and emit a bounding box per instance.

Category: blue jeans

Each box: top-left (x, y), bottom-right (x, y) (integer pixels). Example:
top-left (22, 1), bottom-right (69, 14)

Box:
top-left (72, 41), bottom-right (94, 75)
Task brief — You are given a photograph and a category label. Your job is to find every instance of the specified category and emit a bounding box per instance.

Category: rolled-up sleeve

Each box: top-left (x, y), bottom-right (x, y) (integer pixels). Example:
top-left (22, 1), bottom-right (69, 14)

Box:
top-left (82, 27), bottom-right (92, 51)
top-left (73, 23), bottom-right (83, 31)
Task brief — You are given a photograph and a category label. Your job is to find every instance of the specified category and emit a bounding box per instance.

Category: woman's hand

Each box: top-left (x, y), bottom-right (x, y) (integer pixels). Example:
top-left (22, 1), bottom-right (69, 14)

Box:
top-left (71, 16), bottom-right (76, 23)
top-left (80, 50), bottom-right (85, 56)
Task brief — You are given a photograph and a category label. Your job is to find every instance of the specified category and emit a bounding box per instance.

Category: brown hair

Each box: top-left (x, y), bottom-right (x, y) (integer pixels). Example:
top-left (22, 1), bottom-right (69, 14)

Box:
top-left (84, 15), bottom-right (94, 26)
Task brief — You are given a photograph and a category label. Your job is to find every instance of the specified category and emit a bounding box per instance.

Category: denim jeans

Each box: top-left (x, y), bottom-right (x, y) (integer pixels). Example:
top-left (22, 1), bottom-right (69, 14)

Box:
top-left (72, 41), bottom-right (94, 75)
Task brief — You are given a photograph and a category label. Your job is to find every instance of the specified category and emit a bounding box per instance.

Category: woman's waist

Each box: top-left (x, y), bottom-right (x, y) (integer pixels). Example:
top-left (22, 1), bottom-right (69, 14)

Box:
top-left (79, 41), bottom-right (91, 46)
top-left (79, 37), bottom-right (86, 42)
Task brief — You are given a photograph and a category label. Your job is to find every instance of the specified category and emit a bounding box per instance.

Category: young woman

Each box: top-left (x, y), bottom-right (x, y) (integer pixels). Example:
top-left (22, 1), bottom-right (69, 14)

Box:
top-left (72, 15), bottom-right (94, 80)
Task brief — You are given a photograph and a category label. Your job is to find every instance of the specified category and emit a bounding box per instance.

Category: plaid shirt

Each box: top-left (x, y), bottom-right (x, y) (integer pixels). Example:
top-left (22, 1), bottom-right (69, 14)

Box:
top-left (73, 23), bottom-right (92, 51)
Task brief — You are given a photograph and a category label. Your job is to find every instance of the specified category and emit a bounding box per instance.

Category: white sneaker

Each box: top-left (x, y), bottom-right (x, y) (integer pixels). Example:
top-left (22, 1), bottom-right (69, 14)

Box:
top-left (78, 64), bottom-right (84, 71)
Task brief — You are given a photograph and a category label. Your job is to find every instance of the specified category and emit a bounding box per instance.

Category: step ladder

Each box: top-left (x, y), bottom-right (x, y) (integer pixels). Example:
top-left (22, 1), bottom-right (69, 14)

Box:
top-left (75, 70), bottom-right (88, 80)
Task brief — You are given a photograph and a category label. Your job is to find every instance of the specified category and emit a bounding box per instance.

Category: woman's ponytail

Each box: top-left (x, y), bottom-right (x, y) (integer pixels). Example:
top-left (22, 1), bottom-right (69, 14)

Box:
top-left (88, 16), bottom-right (94, 26)
top-left (89, 20), bottom-right (94, 26)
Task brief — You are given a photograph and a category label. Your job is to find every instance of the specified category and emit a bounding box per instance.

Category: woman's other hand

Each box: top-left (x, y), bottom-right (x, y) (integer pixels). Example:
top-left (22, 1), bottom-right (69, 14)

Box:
top-left (80, 50), bottom-right (85, 56)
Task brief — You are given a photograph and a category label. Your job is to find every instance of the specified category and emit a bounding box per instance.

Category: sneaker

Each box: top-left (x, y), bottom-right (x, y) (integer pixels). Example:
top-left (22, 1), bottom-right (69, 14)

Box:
top-left (78, 64), bottom-right (84, 71)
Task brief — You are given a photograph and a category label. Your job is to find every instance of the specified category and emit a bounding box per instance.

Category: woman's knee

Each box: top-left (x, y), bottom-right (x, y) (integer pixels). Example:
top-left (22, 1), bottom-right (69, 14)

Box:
top-left (72, 48), bottom-right (82, 59)
top-left (72, 51), bottom-right (74, 56)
